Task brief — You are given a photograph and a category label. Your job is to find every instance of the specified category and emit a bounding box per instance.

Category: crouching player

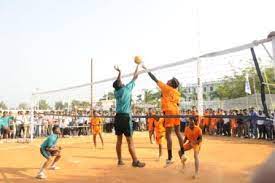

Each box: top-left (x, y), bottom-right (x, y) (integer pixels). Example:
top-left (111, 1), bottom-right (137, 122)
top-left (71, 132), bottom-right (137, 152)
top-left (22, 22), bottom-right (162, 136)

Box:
top-left (36, 126), bottom-right (62, 179)
top-left (180, 118), bottom-right (202, 179)
top-left (154, 114), bottom-right (165, 160)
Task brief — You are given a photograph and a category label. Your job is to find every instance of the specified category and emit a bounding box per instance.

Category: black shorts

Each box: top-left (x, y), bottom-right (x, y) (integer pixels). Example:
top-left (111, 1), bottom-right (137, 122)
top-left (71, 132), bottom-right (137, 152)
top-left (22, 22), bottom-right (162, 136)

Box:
top-left (114, 113), bottom-right (133, 137)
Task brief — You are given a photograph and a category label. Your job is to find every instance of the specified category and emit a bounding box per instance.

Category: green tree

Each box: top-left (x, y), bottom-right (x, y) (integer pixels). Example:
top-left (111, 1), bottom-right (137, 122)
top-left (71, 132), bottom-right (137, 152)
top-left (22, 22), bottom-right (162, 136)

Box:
top-left (55, 101), bottom-right (65, 110)
top-left (71, 100), bottom-right (90, 110)
top-left (0, 101), bottom-right (8, 110)
top-left (178, 84), bottom-right (186, 98)
top-left (144, 89), bottom-right (161, 105)
top-left (18, 102), bottom-right (29, 110)
top-left (214, 67), bottom-right (275, 100)
top-left (39, 100), bottom-right (50, 110)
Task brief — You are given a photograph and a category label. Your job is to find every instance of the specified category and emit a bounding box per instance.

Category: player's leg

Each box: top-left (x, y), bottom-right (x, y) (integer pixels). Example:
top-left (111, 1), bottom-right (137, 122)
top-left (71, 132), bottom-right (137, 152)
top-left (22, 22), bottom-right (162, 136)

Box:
top-left (165, 127), bottom-right (173, 163)
top-left (50, 151), bottom-right (61, 170)
top-left (174, 125), bottom-right (184, 156)
top-left (99, 132), bottom-right (104, 148)
top-left (193, 151), bottom-right (200, 179)
top-left (93, 134), bottom-right (97, 148)
top-left (116, 135), bottom-right (124, 165)
top-left (126, 136), bottom-right (138, 162)
top-left (149, 130), bottom-right (153, 144)
top-left (126, 136), bottom-right (145, 167)
top-left (159, 143), bottom-right (163, 159)
top-left (179, 143), bottom-right (192, 169)
top-left (37, 149), bottom-right (53, 179)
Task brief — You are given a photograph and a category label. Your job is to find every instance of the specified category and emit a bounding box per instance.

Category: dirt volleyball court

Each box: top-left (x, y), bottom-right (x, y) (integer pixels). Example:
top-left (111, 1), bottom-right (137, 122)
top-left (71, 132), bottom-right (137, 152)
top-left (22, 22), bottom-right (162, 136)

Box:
top-left (0, 132), bottom-right (274, 183)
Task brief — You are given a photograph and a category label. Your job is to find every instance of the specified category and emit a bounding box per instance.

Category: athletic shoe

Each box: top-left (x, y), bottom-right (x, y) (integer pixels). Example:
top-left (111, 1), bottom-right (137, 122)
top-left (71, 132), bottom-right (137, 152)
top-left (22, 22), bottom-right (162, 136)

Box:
top-left (192, 172), bottom-right (199, 179)
top-left (36, 172), bottom-right (47, 179)
top-left (165, 159), bottom-right (174, 165)
top-left (132, 160), bottom-right (146, 168)
top-left (117, 160), bottom-right (125, 166)
top-left (181, 155), bottom-right (187, 169)
top-left (49, 166), bottom-right (60, 170)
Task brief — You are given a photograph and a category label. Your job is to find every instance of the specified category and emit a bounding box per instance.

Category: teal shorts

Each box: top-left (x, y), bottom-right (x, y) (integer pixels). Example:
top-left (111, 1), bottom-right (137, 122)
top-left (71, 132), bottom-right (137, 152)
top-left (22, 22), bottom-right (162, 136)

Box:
top-left (40, 148), bottom-right (51, 159)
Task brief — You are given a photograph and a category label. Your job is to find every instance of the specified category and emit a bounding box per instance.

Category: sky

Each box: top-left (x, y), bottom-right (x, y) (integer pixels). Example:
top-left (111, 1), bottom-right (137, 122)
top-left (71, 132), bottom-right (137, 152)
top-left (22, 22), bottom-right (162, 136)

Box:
top-left (0, 0), bottom-right (274, 108)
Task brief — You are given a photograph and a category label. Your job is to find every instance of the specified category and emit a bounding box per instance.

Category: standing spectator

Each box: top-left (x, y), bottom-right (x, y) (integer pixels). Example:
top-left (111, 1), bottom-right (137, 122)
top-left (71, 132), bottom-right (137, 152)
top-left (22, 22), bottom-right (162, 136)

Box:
top-left (47, 115), bottom-right (54, 135)
top-left (1, 111), bottom-right (12, 142)
top-left (33, 113), bottom-right (38, 138)
top-left (257, 111), bottom-right (265, 139)
top-left (16, 111), bottom-right (25, 138)
top-left (42, 115), bottom-right (48, 137)
top-left (230, 110), bottom-right (238, 137)
top-left (222, 111), bottom-right (231, 136)
top-left (202, 109), bottom-right (210, 135)
top-left (63, 115), bottom-right (72, 136)
top-left (250, 108), bottom-right (258, 139)
top-left (216, 109), bottom-right (224, 135)
top-left (59, 119), bottom-right (65, 138)
top-left (24, 111), bottom-right (31, 139)
top-left (77, 113), bottom-right (85, 136)
top-left (236, 110), bottom-right (244, 138)
top-left (35, 115), bottom-right (43, 137)
top-left (209, 110), bottom-right (217, 135)
top-left (243, 109), bottom-right (251, 138)
top-left (180, 110), bottom-right (188, 133)
top-left (264, 118), bottom-right (273, 141)
top-left (140, 112), bottom-right (147, 131)
top-left (8, 111), bottom-right (16, 139)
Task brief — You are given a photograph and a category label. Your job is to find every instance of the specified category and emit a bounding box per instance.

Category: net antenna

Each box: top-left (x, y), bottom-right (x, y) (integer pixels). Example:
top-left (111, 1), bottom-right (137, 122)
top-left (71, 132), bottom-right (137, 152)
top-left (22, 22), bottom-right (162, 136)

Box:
top-left (29, 33), bottom-right (274, 142)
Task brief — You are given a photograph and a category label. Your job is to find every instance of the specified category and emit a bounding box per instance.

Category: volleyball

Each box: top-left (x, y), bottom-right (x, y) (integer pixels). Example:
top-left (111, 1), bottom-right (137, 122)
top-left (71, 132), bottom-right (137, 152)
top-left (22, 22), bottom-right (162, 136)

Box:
top-left (134, 56), bottom-right (142, 65)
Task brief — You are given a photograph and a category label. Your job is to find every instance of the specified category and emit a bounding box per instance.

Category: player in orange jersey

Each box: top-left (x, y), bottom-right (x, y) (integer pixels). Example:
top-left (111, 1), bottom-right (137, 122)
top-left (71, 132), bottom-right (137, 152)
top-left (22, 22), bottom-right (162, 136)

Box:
top-left (181, 117), bottom-right (202, 179)
top-left (90, 111), bottom-right (104, 149)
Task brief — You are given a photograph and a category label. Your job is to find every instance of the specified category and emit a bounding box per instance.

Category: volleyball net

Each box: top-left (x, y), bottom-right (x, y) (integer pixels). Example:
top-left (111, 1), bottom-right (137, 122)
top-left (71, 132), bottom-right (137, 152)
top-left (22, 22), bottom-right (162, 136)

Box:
top-left (28, 33), bottom-right (275, 140)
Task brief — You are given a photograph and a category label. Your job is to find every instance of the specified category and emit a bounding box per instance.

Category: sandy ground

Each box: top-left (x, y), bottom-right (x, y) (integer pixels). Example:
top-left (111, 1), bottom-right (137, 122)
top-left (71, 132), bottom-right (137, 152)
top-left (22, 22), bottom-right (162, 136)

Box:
top-left (0, 132), bottom-right (274, 183)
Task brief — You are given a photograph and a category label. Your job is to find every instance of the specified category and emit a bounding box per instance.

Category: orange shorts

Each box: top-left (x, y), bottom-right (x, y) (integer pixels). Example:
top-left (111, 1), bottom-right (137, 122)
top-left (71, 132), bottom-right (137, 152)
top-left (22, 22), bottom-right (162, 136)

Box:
top-left (183, 142), bottom-right (201, 153)
top-left (155, 132), bottom-right (165, 145)
top-left (92, 126), bottom-right (101, 135)
top-left (163, 110), bottom-right (180, 128)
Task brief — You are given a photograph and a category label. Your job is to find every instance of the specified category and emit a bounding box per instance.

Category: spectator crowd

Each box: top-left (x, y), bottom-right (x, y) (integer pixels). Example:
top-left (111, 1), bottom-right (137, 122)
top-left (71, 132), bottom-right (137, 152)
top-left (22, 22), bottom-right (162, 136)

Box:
top-left (1, 107), bottom-right (275, 142)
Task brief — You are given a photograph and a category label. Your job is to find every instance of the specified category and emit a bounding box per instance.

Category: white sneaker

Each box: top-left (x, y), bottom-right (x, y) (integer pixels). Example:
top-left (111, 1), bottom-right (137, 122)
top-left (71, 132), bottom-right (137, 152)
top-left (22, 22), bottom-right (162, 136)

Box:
top-left (165, 159), bottom-right (174, 165)
top-left (181, 155), bottom-right (187, 169)
top-left (49, 166), bottom-right (60, 170)
top-left (192, 172), bottom-right (199, 179)
top-left (36, 172), bottom-right (47, 179)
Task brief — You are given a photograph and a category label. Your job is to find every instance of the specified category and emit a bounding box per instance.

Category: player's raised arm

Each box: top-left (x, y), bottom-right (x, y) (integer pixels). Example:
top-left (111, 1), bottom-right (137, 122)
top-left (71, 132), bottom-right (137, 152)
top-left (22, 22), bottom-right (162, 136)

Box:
top-left (114, 65), bottom-right (122, 82)
top-left (142, 65), bottom-right (158, 83)
top-left (132, 64), bottom-right (140, 81)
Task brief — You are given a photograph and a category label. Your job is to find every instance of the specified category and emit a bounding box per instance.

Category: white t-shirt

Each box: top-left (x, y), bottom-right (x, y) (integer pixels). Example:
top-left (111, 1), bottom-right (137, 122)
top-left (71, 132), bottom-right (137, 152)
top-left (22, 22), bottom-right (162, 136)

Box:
top-left (16, 115), bottom-right (24, 125)
top-left (257, 114), bottom-right (265, 125)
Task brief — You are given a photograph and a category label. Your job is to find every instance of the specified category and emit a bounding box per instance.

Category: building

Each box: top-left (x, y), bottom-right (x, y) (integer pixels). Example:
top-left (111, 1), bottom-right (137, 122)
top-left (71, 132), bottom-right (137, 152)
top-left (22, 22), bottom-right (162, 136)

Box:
top-left (183, 81), bottom-right (221, 102)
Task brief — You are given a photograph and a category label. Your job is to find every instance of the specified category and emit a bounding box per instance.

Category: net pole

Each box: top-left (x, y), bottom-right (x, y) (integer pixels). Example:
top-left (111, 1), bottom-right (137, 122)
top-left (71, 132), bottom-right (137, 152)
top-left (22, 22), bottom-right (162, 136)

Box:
top-left (252, 76), bottom-right (259, 109)
top-left (251, 48), bottom-right (269, 117)
top-left (272, 35), bottom-right (275, 60)
top-left (30, 94), bottom-right (35, 142)
top-left (91, 58), bottom-right (94, 112)
top-left (194, 0), bottom-right (203, 116)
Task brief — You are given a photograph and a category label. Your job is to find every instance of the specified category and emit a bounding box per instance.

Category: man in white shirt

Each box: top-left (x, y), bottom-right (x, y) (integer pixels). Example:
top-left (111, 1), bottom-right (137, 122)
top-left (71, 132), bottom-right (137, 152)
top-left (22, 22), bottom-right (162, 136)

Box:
top-left (16, 111), bottom-right (25, 138)
top-left (222, 111), bottom-right (231, 136)
top-left (24, 111), bottom-right (31, 139)
top-left (257, 111), bottom-right (265, 139)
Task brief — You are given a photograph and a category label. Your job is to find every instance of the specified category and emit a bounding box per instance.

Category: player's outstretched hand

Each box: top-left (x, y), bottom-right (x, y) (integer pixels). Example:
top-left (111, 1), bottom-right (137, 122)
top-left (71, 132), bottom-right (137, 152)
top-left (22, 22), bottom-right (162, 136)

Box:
top-left (114, 65), bottom-right (120, 72)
